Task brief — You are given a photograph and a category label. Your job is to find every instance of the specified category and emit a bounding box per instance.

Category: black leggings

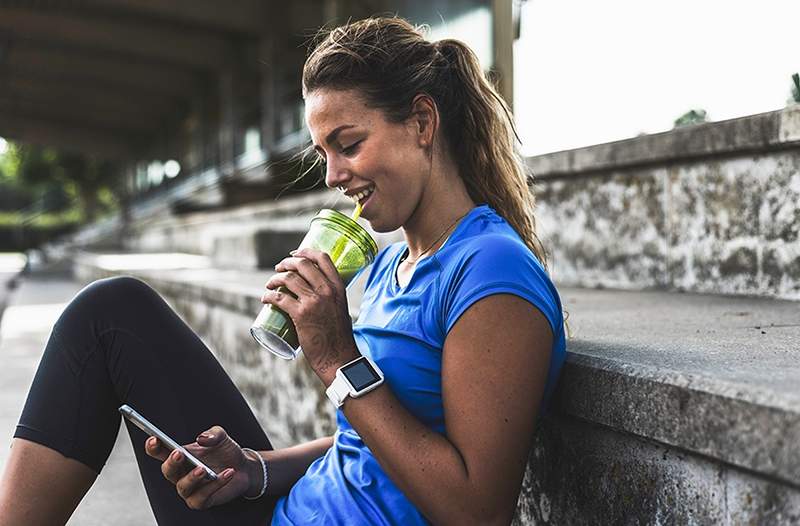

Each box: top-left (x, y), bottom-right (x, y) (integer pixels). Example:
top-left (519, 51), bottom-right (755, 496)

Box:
top-left (14, 276), bottom-right (278, 525)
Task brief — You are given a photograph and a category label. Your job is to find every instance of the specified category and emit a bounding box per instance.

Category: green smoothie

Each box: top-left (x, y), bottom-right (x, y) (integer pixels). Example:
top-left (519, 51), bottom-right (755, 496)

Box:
top-left (250, 209), bottom-right (377, 359)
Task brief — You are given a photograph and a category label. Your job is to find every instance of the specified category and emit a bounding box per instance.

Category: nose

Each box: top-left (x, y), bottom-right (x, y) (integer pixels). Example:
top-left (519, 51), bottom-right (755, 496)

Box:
top-left (324, 157), bottom-right (351, 190)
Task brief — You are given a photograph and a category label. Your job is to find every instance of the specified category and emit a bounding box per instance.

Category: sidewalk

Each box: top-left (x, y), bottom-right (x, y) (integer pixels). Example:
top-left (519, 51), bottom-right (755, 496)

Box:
top-left (0, 273), bottom-right (155, 525)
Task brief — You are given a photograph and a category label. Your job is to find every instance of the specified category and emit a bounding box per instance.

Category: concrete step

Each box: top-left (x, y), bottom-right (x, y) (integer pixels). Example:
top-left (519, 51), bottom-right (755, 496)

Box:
top-left (126, 189), bottom-right (353, 258)
top-left (73, 251), bottom-right (800, 524)
top-left (60, 189), bottom-right (404, 271)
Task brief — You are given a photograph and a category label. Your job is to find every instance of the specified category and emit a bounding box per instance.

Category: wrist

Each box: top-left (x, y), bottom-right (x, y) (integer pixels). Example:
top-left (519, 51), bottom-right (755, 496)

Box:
top-left (315, 345), bottom-right (361, 387)
top-left (241, 448), bottom-right (266, 499)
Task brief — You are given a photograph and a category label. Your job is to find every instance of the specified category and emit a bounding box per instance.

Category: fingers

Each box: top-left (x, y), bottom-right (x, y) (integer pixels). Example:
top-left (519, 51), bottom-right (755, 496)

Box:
top-left (177, 466), bottom-right (236, 510)
top-left (195, 425), bottom-right (227, 447)
top-left (161, 448), bottom-right (195, 484)
top-left (261, 287), bottom-right (301, 313)
top-left (145, 436), bottom-right (169, 462)
top-left (291, 248), bottom-right (340, 285)
top-left (270, 256), bottom-right (329, 294)
top-left (177, 465), bottom-right (216, 497)
top-left (265, 268), bottom-right (316, 298)
top-left (143, 425), bottom-right (242, 510)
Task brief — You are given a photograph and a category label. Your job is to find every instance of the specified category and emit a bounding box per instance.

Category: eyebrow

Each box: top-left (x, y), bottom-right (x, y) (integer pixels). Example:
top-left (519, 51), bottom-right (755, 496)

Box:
top-left (313, 124), bottom-right (356, 154)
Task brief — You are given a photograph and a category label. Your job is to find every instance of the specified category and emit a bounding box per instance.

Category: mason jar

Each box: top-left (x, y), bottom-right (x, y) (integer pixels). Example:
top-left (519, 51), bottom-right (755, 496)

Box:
top-left (250, 209), bottom-right (378, 359)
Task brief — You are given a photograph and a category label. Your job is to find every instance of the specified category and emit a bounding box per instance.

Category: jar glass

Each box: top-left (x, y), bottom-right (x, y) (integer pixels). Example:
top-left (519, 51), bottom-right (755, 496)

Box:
top-left (250, 209), bottom-right (378, 359)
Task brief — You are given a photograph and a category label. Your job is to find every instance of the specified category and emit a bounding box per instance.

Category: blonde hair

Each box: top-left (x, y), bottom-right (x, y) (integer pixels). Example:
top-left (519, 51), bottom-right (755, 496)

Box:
top-left (302, 16), bottom-right (549, 271)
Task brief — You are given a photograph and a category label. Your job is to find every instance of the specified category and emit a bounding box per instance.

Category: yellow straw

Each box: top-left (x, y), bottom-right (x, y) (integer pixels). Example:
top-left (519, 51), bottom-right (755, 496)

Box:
top-left (329, 203), bottom-right (363, 264)
top-left (351, 201), bottom-right (363, 221)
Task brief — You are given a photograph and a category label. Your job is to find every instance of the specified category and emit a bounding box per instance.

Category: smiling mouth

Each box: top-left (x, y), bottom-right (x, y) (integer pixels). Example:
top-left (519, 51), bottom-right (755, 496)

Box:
top-left (349, 185), bottom-right (375, 205)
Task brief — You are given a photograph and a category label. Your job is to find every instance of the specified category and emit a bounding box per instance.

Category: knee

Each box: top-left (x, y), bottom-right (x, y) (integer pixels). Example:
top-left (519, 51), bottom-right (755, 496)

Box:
top-left (68, 276), bottom-right (159, 317)
top-left (87, 275), bottom-right (155, 299)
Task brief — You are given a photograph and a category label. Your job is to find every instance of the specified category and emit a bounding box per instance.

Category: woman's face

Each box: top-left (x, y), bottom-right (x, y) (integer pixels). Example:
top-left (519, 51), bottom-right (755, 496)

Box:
top-left (304, 88), bottom-right (431, 232)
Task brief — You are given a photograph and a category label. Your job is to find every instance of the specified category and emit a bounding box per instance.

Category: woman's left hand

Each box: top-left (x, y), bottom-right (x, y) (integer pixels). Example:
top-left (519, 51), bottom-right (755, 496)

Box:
top-left (262, 247), bottom-right (359, 384)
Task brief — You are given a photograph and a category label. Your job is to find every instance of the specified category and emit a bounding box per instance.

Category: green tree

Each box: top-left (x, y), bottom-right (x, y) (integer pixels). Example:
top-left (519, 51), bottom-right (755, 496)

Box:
top-left (674, 109), bottom-right (708, 128)
top-left (12, 144), bottom-right (122, 222)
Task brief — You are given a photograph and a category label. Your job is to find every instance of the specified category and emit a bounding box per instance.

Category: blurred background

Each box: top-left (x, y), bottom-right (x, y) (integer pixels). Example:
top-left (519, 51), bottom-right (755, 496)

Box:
top-left (1, 2), bottom-right (799, 525)
top-left (0, 0), bottom-right (514, 254)
top-left (2, 0), bottom-right (798, 258)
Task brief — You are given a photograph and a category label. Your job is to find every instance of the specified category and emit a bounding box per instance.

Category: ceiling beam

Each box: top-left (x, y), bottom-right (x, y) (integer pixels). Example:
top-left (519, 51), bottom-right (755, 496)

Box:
top-left (0, 113), bottom-right (140, 158)
top-left (0, 67), bottom-right (185, 115)
top-left (72, 0), bottom-right (266, 35)
top-left (0, 76), bottom-right (178, 120)
top-left (3, 42), bottom-right (200, 97)
top-left (0, 97), bottom-right (154, 135)
top-left (0, 7), bottom-right (235, 70)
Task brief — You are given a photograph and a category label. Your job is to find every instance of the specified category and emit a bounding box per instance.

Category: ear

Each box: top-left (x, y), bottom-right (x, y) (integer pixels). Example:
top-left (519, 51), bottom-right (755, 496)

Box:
top-left (408, 94), bottom-right (438, 149)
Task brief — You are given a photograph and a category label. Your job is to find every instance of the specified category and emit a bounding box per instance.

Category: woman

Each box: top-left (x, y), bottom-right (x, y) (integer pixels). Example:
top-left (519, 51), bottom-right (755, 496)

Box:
top-left (0, 16), bottom-right (566, 525)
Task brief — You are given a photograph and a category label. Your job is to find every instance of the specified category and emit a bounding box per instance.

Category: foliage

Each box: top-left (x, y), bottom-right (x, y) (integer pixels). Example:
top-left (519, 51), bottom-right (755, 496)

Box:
top-left (0, 141), bottom-right (123, 223)
top-left (673, 109), bottom-right (708, 128)
top-left (790, 73), bottom-right (800, 104)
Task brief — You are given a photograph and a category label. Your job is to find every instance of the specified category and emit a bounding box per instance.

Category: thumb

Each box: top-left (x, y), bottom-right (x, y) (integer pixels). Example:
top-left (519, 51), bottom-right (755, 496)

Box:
top-left (195, 426), bottom-right (228, 447)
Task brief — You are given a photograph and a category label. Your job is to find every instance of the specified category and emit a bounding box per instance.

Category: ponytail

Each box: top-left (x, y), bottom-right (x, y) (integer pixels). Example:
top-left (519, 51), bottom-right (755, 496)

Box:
top-left (303, 17), bottom-right (549, 271)
top-left (433, 39), bottom-right (548, 270)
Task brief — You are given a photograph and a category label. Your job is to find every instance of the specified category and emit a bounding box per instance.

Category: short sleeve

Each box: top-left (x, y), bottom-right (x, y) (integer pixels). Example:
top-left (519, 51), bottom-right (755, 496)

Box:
top-left (441, 235), bottom-right (562, 337)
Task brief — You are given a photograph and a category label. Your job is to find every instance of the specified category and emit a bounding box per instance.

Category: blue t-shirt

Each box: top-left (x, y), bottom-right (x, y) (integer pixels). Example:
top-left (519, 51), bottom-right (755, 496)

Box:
top-left (271, 204), bottom-right (567, 525)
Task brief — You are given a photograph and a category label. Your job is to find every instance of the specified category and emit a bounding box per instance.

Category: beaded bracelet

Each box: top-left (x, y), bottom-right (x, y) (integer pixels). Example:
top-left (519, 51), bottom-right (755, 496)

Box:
top-left (242, 447), bottom-right (268, 500)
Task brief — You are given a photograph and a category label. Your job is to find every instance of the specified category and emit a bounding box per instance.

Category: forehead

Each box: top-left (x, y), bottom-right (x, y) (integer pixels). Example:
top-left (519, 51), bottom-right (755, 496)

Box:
top-left (304, 89), bottom-right (377, 142)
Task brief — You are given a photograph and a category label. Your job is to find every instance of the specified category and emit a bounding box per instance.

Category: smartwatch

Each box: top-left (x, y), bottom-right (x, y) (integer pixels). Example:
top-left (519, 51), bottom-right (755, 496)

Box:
top-left (326, 355), bottom-right (385, 408)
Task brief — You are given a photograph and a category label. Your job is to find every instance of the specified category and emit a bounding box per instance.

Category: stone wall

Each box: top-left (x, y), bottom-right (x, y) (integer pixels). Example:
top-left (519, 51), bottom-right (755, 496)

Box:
top-left (513, 415), bottom-right (800, 525)
top-left (530, 105), bottom-right (800, 300)
top-left (74, 258), bottom-right (800, 525)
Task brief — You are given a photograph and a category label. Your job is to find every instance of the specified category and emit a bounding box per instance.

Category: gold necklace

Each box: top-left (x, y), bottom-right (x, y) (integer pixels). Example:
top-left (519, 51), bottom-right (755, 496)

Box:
top-left (400, 211), bottom-right (470, 266)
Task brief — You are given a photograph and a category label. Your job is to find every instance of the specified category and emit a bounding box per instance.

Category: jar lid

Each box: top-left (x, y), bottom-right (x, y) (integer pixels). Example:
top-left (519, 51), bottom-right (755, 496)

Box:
top-left (312, 209), bottom-right (378, 260)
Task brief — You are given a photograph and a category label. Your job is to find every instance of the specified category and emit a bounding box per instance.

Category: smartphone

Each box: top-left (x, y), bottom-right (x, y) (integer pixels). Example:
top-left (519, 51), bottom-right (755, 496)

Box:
top-left (119, 404), bottom-right (218, 480)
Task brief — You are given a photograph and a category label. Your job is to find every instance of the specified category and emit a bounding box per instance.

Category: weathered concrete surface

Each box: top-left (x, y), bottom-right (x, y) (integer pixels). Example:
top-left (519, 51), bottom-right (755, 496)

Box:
top-left (528, 105), bottom-right (800, 177)
top-left (74, 255), bottom-right (800, 524)
top-left (0, 275), bottom-right (155, 525)
top-left (556, 287), bottom-right (800, 487)
top-left (512, 415), bottom-right (800, 525)
top-left (529, 106), bottom-right (800, 300)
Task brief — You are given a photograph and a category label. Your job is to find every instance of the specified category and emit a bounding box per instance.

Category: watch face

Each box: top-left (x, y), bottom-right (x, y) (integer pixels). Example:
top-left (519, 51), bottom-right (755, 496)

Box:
top-left (341, 358), bottom-right (381, 391)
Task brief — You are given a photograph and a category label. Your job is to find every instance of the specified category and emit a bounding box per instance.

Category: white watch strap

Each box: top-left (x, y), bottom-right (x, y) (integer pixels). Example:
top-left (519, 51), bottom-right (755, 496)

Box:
top-left (326, 374), bottom-right (352, 408)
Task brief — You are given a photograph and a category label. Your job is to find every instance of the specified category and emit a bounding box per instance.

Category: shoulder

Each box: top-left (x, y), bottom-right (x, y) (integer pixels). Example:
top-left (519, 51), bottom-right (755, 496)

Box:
top-left (438, 232), bottom-right (561, 336)
top-left (441, 232), bottom-right (545, 282)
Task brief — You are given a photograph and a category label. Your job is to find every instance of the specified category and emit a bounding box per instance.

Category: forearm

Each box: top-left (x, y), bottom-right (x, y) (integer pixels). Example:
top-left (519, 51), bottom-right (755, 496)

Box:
top-left (254, 436), bottom-right (334, 496)
top-left (341, 386), bottom-right (498, 525)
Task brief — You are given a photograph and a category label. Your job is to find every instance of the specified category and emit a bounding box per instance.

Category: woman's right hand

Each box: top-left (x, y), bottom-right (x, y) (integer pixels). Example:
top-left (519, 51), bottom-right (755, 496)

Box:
top-left (144, 425), bottom-right (263, 510)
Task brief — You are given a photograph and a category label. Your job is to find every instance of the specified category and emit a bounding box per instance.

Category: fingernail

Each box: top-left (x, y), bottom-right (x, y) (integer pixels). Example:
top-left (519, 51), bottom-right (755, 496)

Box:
top-left (223, 468), bottom-right (234, 479)
top-left (193, 466), bottom-right (205, 477)
top-left (173, 450), bottom-right (182, 461)
top-left (197, 432), bottom-right (212, 441)
top-left (289, 250), bottom-right (298, 256)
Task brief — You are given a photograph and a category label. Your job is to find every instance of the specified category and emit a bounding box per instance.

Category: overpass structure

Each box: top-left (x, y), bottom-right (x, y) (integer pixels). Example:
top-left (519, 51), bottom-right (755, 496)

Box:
top-left (0, 0), bottom-right (517, 213)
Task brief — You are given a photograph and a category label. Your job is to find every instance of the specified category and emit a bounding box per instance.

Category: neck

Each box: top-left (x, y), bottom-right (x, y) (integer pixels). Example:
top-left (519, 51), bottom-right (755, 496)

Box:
top-left (402, 170), bottom-right (476, 263)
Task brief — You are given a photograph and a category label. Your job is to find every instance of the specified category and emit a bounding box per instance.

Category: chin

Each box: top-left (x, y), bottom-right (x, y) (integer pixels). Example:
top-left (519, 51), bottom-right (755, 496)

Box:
top-left (365, 219), bottom-right (396, 234)
top-left (364, 212), bottom-right (403, 234)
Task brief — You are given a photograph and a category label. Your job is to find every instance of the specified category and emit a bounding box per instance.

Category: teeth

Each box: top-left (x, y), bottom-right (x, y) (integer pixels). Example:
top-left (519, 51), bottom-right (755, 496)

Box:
top-left (351, 186), bottom-right (374, 203)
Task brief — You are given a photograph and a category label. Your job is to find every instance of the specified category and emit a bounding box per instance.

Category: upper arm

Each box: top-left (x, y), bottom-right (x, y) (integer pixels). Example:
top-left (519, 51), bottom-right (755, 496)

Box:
top-left (442, 292), bottom-right (553, 521)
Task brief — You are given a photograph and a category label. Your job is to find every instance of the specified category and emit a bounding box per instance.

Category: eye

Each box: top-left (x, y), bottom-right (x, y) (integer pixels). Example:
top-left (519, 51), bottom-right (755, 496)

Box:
top-left (342, 141), bottom-right (362, 156)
